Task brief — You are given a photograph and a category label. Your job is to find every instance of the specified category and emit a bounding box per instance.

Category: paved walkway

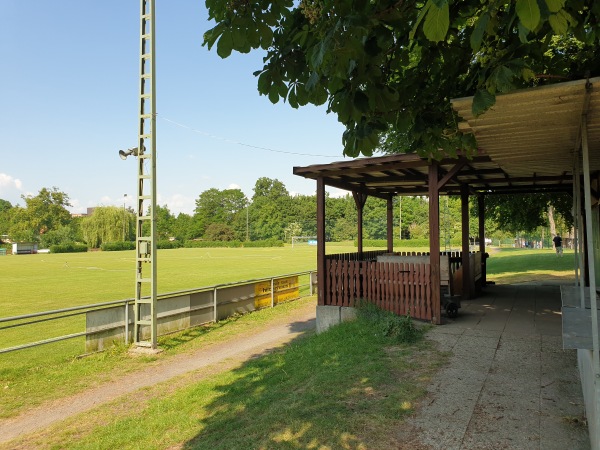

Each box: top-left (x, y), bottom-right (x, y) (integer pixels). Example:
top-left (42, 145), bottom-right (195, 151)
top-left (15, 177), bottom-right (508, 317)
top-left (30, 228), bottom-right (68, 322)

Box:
top-left (0, 301), bottom-right (317, 446)
top-left (1, 284), bottom-right (591, 449)
top-left (402, 282), bottom-right (590, 449)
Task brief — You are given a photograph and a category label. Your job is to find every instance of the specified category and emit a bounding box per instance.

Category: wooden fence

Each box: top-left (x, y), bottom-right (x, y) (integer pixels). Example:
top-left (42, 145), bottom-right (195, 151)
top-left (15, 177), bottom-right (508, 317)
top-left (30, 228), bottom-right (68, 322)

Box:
top-left (324, 259), bottom-right (433, 321)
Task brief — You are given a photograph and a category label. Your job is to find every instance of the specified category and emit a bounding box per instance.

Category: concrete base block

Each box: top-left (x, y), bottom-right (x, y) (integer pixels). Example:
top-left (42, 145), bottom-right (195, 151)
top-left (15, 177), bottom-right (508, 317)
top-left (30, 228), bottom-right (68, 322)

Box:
top-left (340, 307), bottom-right (358, 322)
top-left (577, 349), bottom-right (600, 450)
top-left (316, 305), bottom-right (357, 334)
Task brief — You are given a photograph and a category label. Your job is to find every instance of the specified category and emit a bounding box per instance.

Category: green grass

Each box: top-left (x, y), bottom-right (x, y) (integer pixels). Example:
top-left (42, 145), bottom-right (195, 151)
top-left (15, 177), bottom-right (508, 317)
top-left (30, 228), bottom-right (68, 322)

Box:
top-left (0, 246), bottom-right (324, 317)
top-left (486, 247), bottom-right (575, 284)
top-left (10, 310), bottom-right (445, 450)
top-left (0, 297), bottom-right (316, 419)
top-left (0, 245), bottom-right (576, 423)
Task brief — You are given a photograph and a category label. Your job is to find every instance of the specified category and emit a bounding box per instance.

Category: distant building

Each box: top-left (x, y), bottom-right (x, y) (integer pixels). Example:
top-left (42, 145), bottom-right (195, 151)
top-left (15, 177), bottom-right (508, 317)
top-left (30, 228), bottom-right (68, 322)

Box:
top-left (71, 207), bottom-right (96, 218)
top-left (12, 242), bottom-right (38, 254)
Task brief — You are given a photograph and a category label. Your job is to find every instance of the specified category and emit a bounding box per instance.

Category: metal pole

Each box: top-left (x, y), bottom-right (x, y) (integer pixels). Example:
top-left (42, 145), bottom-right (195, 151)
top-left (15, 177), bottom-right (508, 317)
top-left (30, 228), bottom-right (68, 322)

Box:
top-left (581, 112), bottom-right (600, 377)
top-left (213, 287), bottom-right (218, 322)
top-left (270, 278), bottom-right (275, 308)
top-left (123, 194), bottom-right (127, 241)
top-left (124, 300), bottom-right (129, 344)
top-left (133, 0), bottom-right (158, 349)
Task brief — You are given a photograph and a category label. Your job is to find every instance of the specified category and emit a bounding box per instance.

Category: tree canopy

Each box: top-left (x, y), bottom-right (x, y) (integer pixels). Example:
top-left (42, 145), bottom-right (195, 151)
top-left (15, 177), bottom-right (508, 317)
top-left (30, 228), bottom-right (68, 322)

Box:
top-left (204, 0), bottom-right (600, 157)
top-left (0, 181), bottom-right (573, 250)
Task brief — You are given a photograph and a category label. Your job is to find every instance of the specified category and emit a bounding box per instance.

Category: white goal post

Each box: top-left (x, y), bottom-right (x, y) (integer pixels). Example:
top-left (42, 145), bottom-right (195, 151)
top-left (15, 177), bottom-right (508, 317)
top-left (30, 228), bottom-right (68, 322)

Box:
top-left (291, 236), bottom-right (318, 248)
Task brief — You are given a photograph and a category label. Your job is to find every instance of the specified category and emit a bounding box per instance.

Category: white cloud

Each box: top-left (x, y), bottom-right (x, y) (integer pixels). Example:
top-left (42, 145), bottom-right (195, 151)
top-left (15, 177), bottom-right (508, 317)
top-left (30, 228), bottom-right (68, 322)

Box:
top-left (228, 183), bottom-right (241, 190)
top-left (0, 173), bottom-right (23, 191)
top-left (157, 193), bottom-right (196, 216)
top-left (0, 173), bottom-right (25, 205)
top-left (327, 187), bottom-right (347, 198)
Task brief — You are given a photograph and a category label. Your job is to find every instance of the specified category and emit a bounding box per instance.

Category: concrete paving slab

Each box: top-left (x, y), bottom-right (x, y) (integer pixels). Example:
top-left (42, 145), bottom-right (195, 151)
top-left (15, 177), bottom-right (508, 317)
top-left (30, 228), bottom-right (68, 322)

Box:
top-left (404, 283), bottom-right (590, 449)
top-left (461, 328), bottom-right (503, 339)
top-left (497, 337), bottom-right (540, 352)
top-left (453, 334), bottom-right (501, 350)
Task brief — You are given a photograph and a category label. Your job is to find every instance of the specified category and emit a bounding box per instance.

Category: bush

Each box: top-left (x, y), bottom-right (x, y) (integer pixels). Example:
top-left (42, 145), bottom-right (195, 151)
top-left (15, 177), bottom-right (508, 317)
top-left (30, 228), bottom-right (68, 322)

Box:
top-left (50, 243), bottom-right (88, 253)
top-left (356, 238), bottom-right (465, 248)
top-left (101, 241), bottom-right (135, 251)
top-left (183, 240), bottom-right (242, 248)
top-left (182, 239), bottom-right (283, 248)
top-left (204, 223), bottom-right (235, 241)
top-left (356, 301), bottom-right (425, 344)
top-left (157, 240), bottom-right (183, 249)
top-left (243, 239), bottom-right (284, 248)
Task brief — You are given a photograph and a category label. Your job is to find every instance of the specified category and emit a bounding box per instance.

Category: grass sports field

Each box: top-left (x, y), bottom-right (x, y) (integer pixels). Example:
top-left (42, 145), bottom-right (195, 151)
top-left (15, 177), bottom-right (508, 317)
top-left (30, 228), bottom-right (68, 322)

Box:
top-left (1, 245), bottom-right (324, 317)
top-left (1, 244), bottom-right (574, 317)
top-left (0, 245), bottom-right (575, 423)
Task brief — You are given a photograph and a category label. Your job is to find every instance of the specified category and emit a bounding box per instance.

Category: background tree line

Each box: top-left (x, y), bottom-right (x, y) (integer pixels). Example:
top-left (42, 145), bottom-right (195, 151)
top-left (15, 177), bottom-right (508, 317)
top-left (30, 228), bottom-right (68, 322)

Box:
top-left (0, 178), bottom-right (572, 250)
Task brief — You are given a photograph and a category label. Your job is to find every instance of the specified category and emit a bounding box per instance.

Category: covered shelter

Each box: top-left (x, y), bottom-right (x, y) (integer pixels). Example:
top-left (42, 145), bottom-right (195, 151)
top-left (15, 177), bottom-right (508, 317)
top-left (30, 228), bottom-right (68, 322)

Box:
top-left (294, 77), bottom-right (600, 446)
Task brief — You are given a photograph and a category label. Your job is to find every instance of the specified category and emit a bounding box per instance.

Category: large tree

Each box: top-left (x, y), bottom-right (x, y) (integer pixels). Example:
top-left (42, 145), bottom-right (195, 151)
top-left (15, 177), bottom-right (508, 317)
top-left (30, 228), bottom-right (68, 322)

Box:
top-left (194, 188), bottom-right (248, 239)
top-left (10, 187), bottom-right (72, 242)
top-left (250, 177), bottom-right (291, 240)
top-left (0, 199), bottom-right (13, 237)
top-left (204, 0), bottom-right (599, 157)
top-left (81, 206), bottom-right (128, 248)
top-left (483, 192), bottom-right (572, 234)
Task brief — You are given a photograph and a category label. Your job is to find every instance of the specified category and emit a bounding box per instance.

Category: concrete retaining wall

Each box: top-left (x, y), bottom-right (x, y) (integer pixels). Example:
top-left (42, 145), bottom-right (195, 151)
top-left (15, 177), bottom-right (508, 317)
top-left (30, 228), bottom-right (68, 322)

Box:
top-left (85, 275), bottom-right (308, 352)
top-left (316, 305), bottom-right (357, 334)
top-left (577, 349), bottom-right (600, 450)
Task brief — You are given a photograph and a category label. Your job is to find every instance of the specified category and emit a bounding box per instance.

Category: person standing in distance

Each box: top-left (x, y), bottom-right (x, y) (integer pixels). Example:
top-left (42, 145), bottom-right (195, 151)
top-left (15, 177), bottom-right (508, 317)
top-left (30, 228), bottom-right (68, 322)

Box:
top-left (553, 234), bottom-right (563, 257)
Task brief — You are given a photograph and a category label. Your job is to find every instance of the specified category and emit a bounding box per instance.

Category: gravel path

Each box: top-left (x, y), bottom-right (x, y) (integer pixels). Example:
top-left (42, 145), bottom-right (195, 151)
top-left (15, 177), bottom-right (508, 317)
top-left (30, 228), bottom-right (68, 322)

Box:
top-left (0, 301), bottom-right (317, 446)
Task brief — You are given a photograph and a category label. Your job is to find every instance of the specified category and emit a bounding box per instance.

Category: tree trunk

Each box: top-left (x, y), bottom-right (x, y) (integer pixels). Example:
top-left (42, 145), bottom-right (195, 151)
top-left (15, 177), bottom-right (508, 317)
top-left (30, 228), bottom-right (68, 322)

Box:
top-left (548, 205), bottom-right (556, 237)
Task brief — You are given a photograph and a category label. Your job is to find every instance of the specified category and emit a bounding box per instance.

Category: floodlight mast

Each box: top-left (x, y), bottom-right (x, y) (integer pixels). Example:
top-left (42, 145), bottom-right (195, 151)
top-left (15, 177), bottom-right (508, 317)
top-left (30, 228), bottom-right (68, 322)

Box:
top-left (133, 0), bottom-right (158, 349)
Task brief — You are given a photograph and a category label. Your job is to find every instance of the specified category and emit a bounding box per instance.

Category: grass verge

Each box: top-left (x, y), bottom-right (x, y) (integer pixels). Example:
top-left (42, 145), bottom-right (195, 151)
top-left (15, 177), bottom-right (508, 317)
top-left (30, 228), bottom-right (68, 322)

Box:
top-left (0, 297), bottom-right (315, 419)
top-left (8, 306), bottom-right (446, 449)
top-left (486, 248), bottom-right (575, 284)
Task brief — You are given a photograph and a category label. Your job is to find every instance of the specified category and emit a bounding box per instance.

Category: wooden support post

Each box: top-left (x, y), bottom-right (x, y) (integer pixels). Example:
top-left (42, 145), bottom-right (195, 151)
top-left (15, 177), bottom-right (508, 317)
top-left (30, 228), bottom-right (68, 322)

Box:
top-left (387, 196), bottom-right (394, 253)
top-left (353, 191), bottom-right (368, 255)
top-left (428, 163), bottom-right (441, 324)
top-left (317, 178), bottom-right (326, 306)
top-left (461, 184), bottom-right (472, 299)
top-left (478, 194), bottom-right (486, 286)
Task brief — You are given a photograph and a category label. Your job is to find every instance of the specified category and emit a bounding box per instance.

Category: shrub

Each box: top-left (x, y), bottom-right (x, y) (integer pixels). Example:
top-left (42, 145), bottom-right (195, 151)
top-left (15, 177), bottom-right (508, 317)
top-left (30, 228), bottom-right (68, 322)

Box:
top-left (204, 223), bottom-right (235, 241)
top-left (182, 239), bottom-right (283, 248)
top-left (101, 241), bottom-right (135, 251)
top-left (243, 239), bottom-right (284, 248)
top-left (157, 240), bottom-right (183, 249)
top-left (50, 243), bottom-right (88, 253)
top-left (356, 301), bottom-right (425, 344)
top-left (355, 238), bottom-right (465, 248)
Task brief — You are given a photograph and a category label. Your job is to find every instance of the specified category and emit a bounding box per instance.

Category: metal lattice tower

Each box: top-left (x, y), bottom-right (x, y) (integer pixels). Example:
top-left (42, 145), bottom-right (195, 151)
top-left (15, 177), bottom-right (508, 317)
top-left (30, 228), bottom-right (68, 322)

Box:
top-left (133, 0), bottom-right (158, 348)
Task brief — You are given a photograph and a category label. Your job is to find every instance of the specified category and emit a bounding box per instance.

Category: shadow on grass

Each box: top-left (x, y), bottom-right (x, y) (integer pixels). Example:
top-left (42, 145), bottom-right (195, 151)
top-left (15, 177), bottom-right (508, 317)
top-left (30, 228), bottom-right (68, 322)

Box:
top-left (180, 318), bottom-right (435, 450)
top-left (158, 315), bottom-right (244, 351)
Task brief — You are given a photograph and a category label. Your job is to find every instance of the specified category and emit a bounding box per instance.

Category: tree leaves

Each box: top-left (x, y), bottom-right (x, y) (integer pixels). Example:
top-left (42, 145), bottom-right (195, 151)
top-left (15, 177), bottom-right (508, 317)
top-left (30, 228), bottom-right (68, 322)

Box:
top-left (216, 29), bottom-right (234, 58)
top-left (489, 65), bottom-right (515, 93)
top-left (470, 13), bottom-right (490, 51)
top-left (472, 89), bottom-right (496, 117)
top-left (544, 0), bottom-right (565, 13)
top-left (516, 0), bottom-right (541, 31)
top-left (204, 0), bottom-right (600, 159)
top-left (423, 0), bottom-right (449, 42)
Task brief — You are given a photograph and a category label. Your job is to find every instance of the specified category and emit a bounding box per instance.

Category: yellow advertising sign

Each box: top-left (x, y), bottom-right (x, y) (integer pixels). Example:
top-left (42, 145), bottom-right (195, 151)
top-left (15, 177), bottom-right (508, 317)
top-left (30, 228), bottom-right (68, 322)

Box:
top-left (254, 276), bottom-right (299, 309)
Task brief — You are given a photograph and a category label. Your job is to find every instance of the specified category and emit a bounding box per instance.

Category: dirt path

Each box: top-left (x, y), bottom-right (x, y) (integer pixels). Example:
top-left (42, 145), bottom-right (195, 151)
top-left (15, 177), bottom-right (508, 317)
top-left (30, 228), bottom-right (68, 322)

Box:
top-left (0, 301), bottom-right (316, 446)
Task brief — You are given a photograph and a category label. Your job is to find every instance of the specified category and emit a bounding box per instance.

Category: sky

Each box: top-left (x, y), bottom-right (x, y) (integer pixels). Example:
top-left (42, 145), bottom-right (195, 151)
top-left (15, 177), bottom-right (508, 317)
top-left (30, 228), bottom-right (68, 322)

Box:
top-left (0, 1), bottom-right (350, 216)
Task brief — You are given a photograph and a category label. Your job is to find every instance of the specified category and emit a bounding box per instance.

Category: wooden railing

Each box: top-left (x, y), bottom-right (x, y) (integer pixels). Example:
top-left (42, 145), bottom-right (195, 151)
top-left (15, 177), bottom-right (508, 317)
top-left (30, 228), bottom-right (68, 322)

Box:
top-left (325, 250), bottom-right (387, 262)
top-left (323, 250), bottom-right (485, 322)
top-left (324, 258), bottom-right (433, 321)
